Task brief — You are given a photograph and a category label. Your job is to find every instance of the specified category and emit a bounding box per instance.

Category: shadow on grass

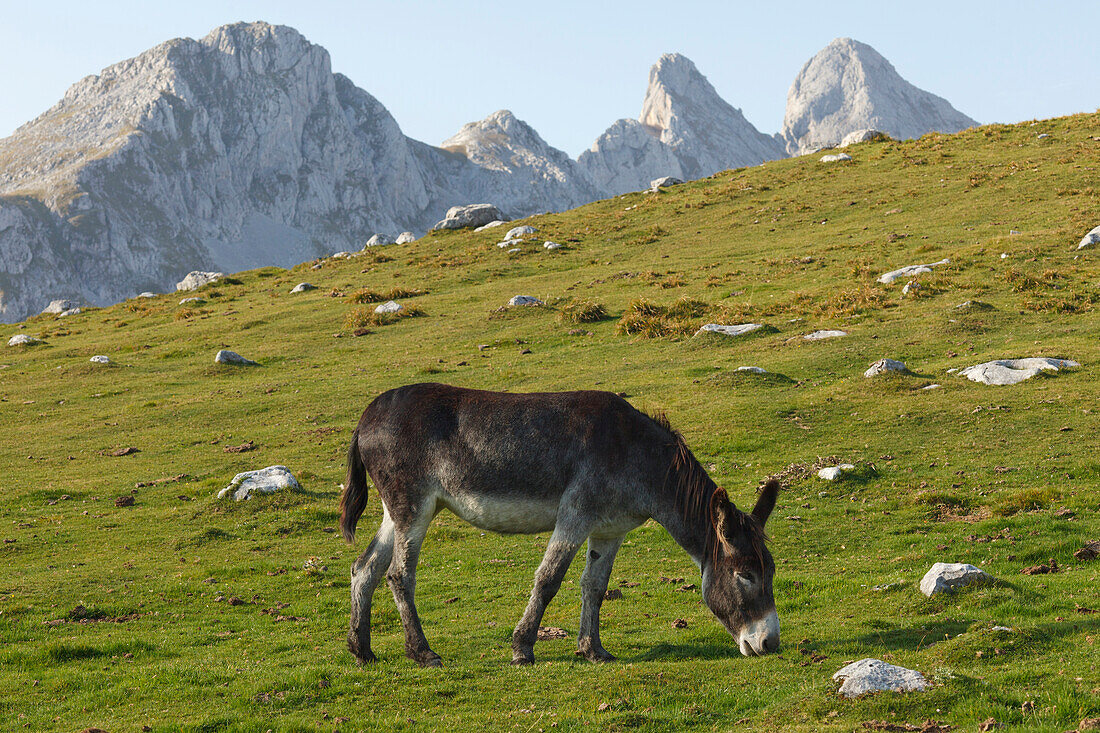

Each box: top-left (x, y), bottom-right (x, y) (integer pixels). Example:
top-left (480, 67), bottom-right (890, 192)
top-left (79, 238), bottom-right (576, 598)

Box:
top-left (630, 642), bottom-right (742, 662)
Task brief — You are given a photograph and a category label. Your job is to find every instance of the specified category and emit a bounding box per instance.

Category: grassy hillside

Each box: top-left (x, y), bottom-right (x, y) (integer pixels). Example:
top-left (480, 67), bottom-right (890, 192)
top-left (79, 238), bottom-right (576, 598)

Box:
top-left (2, 114), bottom-right (1098, 733)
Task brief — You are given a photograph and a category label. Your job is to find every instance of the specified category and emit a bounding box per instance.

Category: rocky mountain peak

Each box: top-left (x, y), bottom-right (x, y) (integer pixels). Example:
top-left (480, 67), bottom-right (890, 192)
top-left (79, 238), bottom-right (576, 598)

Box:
top-left (781, 37), bottom-right (977, 155)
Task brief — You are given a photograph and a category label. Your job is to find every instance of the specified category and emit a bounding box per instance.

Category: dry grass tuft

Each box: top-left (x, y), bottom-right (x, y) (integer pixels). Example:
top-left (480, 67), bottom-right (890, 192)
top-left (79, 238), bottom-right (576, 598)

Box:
top-left (557, 299), bottom-right (608, 324)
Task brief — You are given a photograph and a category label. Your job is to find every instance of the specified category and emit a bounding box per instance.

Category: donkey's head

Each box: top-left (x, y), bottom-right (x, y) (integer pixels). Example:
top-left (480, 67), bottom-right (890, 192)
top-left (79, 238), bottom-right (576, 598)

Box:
top-left (701, 479), bottom-right (780, 656)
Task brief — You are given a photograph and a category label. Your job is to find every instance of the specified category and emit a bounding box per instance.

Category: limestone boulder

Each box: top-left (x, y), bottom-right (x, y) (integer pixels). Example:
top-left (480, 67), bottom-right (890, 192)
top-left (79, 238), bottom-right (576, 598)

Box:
top-left (650, 176), bottom-right (684, 189)
top-left (1077, 225), bottom-right (1100, 250)
top-left (432, 204), bottom-right (507, 231)
top-left (508, 295), bottom-right (543, 307)
top-left (920, 562), bottom-right (992, 596)
top-left (833, 659), bottom-right (928, 698)
top-left (176, 271), bottom-right (223, 291)
top-left (505, 225), bottom-right (537, 240)
top-left (8, 334), bottom-right (42, 346)
top-left (878, 259), bottom-right (949, 284)
top-left (374, 300), bottom-right (402, 314)
top-left (365, 233), bottom-right (393, 247)
top-left (218, 466), bottom-right (300, 501)
top-left (839, 129), bottom-right (889, 146)
top-left (395, 232), bottom-right (416, 244)
top-left (42, 299), bottom-right (76, 314)
top-left (289, 283), bottom-right (315, 293)
top-left (804, 329), bottom-right (847, 340)
top-left (960, 358), bottom-right (1078, 386)
top-left (819, 153), bottom-right (852, 163)
top-left (695, 323), bottom-right (764, 337)
top-left (214, 349), bottom-right (258, 366)
top-left (864, 358), bottom-right (909, 377)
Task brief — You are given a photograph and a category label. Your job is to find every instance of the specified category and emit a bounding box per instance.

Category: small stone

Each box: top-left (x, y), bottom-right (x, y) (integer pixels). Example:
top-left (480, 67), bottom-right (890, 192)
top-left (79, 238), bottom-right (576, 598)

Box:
top-left (137, 292), bottom-right (157, 298)
top-left (1036, 133), bottom-right (1049, 139)
top-left (920, 562), bottom-right (993, 596)
top-left (650, 175), bottom-right (684, 189)
top-left (817, 464), bottom-right (856, 481)
top-left (955, 300), bottom-right (992, 311)
top-left (374, 300), bottom-right (402, 314)
top-left (58, 308), bottom-right (82, 317)
top-left (218, 466), bottom-right (301, 501)
top-left (1077, 225), bottom-right (1100, 250)
top-left (473, 219), bottom-right (508, 232)
top-left (864, 358), bottom-right (909, 377)
top-left (290, 283), bottom-right (316, 294)
top-left (696, 323), bottom-right (763, 337)
top-left (737, 366), bottom-right (767, 374)
top-left (507, 248), bottom-right (522, 254)
top-left (179, 297), bottom-right (204, 305)
top-left (960, 358), bottom-right (1078, 386)
top-left (819, 153), bottom-right (853, 163)
top-left (878, 259), bottom-right (949, 284)
top-left (839, 129), bottom-right (888, 146)
top-left (543, 241), bottom-right (562, 250)
top-left (89, 355), bottom-right (110, 364)
top-left (922, 384), bottom-right (941, 390)
top-left (804, 330), bottom-right (847, 340)
top-left (365, 233), bottom-right (393, 247)
top-left (505, 225), bottom-right (537, 239)
top-left (395, 231), bottom-right (417, 244)
top-left (497, 239), bottom-right (521, 248)
top-left (214, 350), bottom-right (259, 366)
top-left (42, 299), bottom-right (76, 314)
top-left (902, 280), bottom-right (920, 295)
top-left (330, 251), bottom-right (351, 259)
top-left (832, 658), bottom-right (927, 697)
top-left (1009, 230), bottom-right (1021, 235)
top-left (7, 334), bottom-right (42, 347)
top-left (508, 295), bottom-right (544, 307)
top-left (175, 271), bottom-right (223, 291)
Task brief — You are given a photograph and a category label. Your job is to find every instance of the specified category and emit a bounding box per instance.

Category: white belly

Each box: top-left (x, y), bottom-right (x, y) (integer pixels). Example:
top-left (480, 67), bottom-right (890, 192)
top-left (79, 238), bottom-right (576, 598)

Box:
top-left (439, 492), bottom-right (561, 534)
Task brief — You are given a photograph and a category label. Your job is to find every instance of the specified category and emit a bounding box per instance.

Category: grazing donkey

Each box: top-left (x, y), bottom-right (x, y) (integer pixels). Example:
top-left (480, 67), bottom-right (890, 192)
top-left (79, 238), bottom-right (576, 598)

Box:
top-left (340, 383), bottom-right (781, 666)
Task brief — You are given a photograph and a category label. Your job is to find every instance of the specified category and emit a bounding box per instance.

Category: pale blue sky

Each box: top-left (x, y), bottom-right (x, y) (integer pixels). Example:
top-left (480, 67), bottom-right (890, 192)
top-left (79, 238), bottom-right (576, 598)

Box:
top-left (1, 1), bottom-right (1096, 156)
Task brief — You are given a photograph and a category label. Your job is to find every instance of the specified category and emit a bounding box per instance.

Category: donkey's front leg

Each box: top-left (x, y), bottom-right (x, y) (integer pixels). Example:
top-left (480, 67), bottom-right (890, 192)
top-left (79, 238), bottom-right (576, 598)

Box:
top-left (386, 509), bottom-right (441, 667)
top-left (512, 528), bottom-right (583, 665)
top-left (577, 535), bottom-right (623, 662)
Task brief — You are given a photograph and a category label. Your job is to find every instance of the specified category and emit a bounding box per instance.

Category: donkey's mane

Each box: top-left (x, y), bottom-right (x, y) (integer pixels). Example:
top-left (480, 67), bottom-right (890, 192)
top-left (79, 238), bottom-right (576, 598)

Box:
top-left (646, 409), bottom-right (768, 564)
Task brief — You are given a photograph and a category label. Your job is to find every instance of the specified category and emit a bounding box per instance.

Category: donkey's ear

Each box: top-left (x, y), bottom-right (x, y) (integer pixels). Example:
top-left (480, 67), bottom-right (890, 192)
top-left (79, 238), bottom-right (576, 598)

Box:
top-left (710, 489), bottom-right (736, 547)
top-left (752, 479), bottom-right (780, 526)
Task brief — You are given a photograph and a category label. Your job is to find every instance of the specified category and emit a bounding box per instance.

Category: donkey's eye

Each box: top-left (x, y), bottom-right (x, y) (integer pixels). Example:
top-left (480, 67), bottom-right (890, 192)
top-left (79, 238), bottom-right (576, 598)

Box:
top-left (738, 572), bottom-right (756, 586)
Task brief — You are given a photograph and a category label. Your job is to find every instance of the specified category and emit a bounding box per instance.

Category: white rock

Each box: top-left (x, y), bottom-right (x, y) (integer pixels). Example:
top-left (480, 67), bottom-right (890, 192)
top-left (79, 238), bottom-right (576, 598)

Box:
top-left (289, 283), bottom-right (315, 293)
top-left (781, 38), bottom-right (977, 156)
top-left (497, 240), bottom-right (521, 248)
top-left (1037, 133), bottom-right (1049, 139)
top-left (864, 358), bottom-right (908, 377)
top-left (374, 300), bottom-right (402, 314)
top-left (42, 299), bottom-right (76, 314)
top-left (543, 241), bottom-right (562, 250)
top-left (507, 248), bottom-right (522, 254)
top-left (474, 220), bottom-right (507, 232)
top-left (176, 271), bottom-right (223, 291)
top-left (218, 465), bottom-right (301, 501)
top-left (1000, 253), bottom-right (1008, 259)
top-left (137, 292), bottom-right (157, 298)
top-left (1077, 225), bottom-right (1100, 250)
top-left (7, 334), bottom-right (41, 346)
top-left (920, 562), bottom-right (993, 596)
top-left (992, 625), bottom-right (1013, 632)
top-left (432, 204), bottom-right (507, 231)
top-left (179, 297), bottom-right (205, 305)
top-left (650, 175), bottom-right (684, 189)
top-left (737, 366), bottom-right (767, 374)
top-left (696, 323), bottom-right (764, 337)
top-left (832, 658), bottom-right (928, 698)
top-left (365, 233), bottom-right (393, 247)
top-left (395, 231), bottom-right (416, 244)
top-left (959, 357), bottom-right (1078, 386)
top-left (214, 349), bottom-right (258, 366)
top-left (89, 355), bottom-right (110, 364)
top-left (505, 225), bottom-right (537, 239)
top-left (508, 295), bottom-right (543, 307)
top-left (878, 258), bottom-right (949, 284)
top-left (58, 308), bottom-right (82, 317)
top-left (902, 280), bottom-right (920, 295)
top-left (922, 384), bottom-right (941, 390)
top-left (818, 464), bottom-right (856, 481)
top-left (839, 128), bottom-right (889, 146)
top-left (819, 153), bottom-right (852, 163)
top-left (804, 330), bottom-right (847, 340)
top-left (331, 251), bottom-right (351, 259)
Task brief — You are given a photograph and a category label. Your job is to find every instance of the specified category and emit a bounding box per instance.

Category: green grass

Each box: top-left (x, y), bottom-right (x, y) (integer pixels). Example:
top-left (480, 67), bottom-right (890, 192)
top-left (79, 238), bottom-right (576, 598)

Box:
top-left (1, 114), bottom-right (1099, 732)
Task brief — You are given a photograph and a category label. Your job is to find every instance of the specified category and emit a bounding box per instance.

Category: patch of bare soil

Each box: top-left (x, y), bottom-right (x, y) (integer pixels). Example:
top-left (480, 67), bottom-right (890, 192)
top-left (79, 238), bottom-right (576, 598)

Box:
top-left (537, 626), bottom-right (568, 640)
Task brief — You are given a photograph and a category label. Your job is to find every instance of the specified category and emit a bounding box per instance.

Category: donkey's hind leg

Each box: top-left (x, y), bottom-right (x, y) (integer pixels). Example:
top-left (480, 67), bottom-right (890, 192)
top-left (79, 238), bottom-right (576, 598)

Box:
top-left (347, 509), bottom-right (395, 663)
top-left (386, 499), bottom-right (442, 667)
top-left (577, 535), bottom-right (624, 662)
top-left (511, 525), bottom-right (586, 665)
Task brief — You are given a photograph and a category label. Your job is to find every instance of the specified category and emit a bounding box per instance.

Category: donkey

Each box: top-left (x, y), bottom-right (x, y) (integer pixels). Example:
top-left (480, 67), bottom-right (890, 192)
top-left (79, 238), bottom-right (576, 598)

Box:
top-left (339, 383), bottom-right (781, 666)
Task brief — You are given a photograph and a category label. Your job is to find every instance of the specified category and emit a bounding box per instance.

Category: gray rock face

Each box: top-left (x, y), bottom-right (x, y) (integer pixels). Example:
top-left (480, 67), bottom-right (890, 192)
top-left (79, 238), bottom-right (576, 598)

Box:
top-left (176, 271), bottom-right (223, 291)
top-left (214, 349), bottom-right (258, 366)
top-left (960, 357), bottom-right (1078, 385)
top-left (782, 38), bottom-right (977, 156)
top-left (833, 659), bottom-right (928, 697)
top-left (864, 358), bottom-right (909, 377)
top-left (920, 562), bottom-right (992, 596)
top-left (431, 204), bottom-right (506, 231)
top-left (218, 465), bottom-right (300, 500)
top-left (878, 258), bottom-right (950, 284)
top-left (1077, 225), bottom-right (1100, 250)
top-left (579, 54), bottom-right (784, 196)
top-left (0, 23), bottom-right (603, 323)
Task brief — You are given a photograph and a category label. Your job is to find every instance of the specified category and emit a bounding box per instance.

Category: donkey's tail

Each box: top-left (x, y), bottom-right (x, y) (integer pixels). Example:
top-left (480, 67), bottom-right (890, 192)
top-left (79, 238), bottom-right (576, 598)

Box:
top-left (339, 427), bottom-right (369, 543)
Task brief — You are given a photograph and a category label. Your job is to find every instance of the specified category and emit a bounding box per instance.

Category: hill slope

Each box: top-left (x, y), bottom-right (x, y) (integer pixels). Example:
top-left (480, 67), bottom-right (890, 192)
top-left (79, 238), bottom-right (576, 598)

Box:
top-left (1, 114), bottom-right (1098, 732)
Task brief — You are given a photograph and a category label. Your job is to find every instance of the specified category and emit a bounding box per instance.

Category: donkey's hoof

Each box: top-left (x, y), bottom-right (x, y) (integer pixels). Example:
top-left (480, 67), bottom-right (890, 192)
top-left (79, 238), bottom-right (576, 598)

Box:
top-left (353, 650), bottom-right (378, 665)
top-left (577, 649), bottom-right (617, 663)
top-left (347, 636), bottom-right (377, 664)
top-left (411, 651), bottom-right (442, 668)
top-left (511, 652), bottom-right (535, 666)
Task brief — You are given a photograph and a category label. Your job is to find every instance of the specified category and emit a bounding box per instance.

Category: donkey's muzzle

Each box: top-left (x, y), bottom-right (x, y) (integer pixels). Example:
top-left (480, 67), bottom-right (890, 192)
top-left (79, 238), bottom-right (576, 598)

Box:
top-left (738, 609), bottom-right (780, 656)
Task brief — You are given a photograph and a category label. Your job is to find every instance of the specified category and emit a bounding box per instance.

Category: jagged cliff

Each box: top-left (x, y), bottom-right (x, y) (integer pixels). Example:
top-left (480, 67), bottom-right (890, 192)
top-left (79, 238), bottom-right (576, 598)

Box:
top-left (780, 38), bottom-right (977, 156)
top-left (579, 54), bottom-right (785, 195)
